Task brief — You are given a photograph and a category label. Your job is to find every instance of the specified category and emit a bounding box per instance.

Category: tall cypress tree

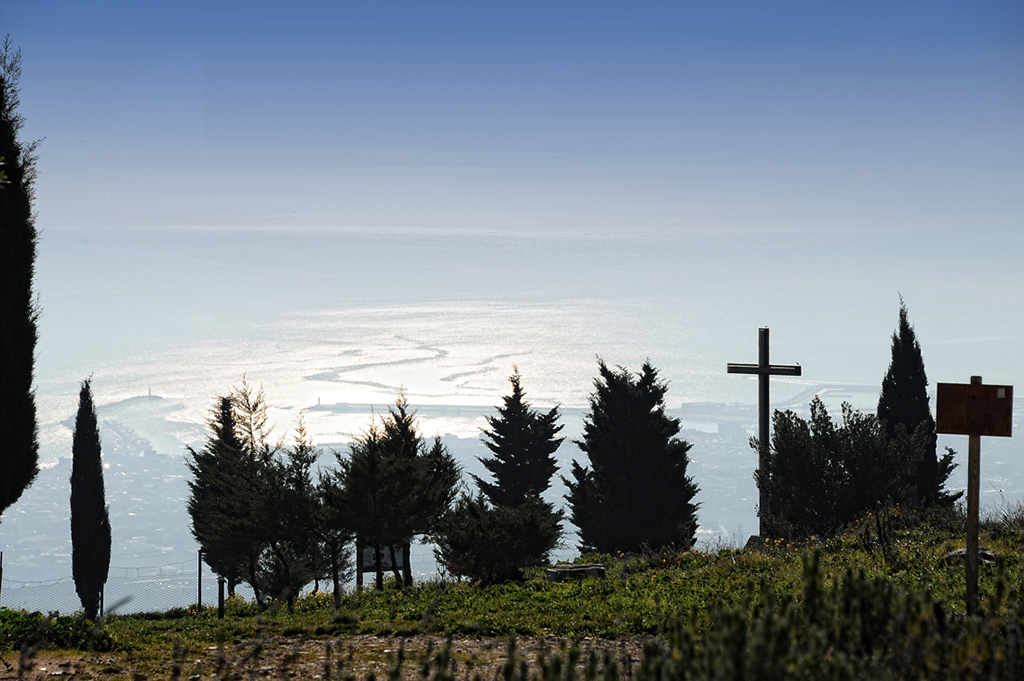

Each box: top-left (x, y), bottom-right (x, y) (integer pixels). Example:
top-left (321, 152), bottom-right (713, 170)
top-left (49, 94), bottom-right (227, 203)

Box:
top-left (565, 360), bottom-right (700, 554)
top-left (474, 368), bottom-right (563, 507)
top-left (70, 379), bottom-right (111, 621)
top-left (0, 37), bottom-right (40, 522)
top-left (877, 297), bottom-right (958, 505)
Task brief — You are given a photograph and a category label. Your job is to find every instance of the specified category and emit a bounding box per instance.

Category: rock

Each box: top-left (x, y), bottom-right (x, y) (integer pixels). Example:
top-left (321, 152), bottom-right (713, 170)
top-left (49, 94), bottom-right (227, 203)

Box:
top-left (546, 563), bottom-right (606, 582)
top-left (743, 535), bottom-right (765, 552)
top-left (941, 547), bottom-right (997, 566)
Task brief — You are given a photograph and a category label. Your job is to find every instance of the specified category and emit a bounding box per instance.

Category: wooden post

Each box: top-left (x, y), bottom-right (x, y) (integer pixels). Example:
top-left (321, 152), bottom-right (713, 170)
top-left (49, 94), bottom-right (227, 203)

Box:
top-left (1, 551), bottom-right (4, 607)
top-left (966, 375), bottom-right (982, 615)
top-left (217, 576), bottom-right (225, 619)
top-left (936, 375), bottom-right (1013, 616)
top-left (757, 328), bottom-right (771, 518)
top-left (197, 550), bottom-right (203, 610)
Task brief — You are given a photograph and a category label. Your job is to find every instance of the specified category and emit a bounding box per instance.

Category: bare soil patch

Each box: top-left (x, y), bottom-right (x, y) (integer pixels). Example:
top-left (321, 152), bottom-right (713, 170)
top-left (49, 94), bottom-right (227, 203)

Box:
top-left (3, 634), bottom-right (654, 681)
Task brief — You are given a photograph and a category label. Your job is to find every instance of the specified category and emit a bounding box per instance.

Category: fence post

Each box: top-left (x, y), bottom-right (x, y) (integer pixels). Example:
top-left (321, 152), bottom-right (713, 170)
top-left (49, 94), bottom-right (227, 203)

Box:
top-left (0, 551), bottom-right (4, 607)
top-left (218, 577), bottom-right (225, 619)
top-left (197, 550), bottom-right (202, 610)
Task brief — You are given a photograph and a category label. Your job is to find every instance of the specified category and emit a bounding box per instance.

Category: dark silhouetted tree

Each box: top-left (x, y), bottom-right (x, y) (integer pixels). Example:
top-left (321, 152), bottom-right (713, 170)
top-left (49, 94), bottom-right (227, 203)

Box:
top-left (434, 493), bottom-right (561, 585)
top-left (0, 37), bottom-right (40, 523)
top-left (758, 397), bottom-right (924, 539)
top-left (70, 379), bottom-right (111, 621)
top-left (328, 395), bottom-right (459, 588)
top-left (260, 414), bottom-right (322, 609)
top-left (474, 368), bottom-right (563, 507)
top-left (435, 369), bottom-right (563, 582)
top-left (314, 470), bottom-right (353, 608)
top-left (565, 360), bottom-right (700, 554)
top-left (877, 298), bottom-right (959, 506)
top-left (187, 379), bottom-right (276, 606)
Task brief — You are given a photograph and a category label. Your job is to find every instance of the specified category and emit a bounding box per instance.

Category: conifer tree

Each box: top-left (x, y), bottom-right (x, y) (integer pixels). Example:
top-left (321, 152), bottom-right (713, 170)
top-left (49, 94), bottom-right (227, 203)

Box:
top-left (261, 415), bottom-right (322, 609)
top-left (435, 370), bottom-right (563, 583)
top-left (565, 360), bottom-right (699, 554)
top-left (328, 395), bottom-right (459, 588)
top-left (70, 379), bottom-right (111, 621)
top-left (474, 368), bottom-right (563, 507)
top-left (0, 37), bottom-right (40, 523)
top-left (187, 396), bottom-right (246, 595)
top-left (877, 298), bottom-right (959, 506)
top-left (187, 381), bottom-right (276, 605)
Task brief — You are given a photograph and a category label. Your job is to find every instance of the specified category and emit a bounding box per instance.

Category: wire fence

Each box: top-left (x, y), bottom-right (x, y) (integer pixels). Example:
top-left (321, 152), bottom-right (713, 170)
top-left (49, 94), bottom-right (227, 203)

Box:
top-left (1, 557), bottom-right (441, 615)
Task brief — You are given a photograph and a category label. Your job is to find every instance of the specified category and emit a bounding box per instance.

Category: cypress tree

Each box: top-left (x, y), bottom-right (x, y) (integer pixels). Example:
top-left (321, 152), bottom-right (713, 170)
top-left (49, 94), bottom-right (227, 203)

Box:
top-left (474, 368), bottom-right (563, 507)
top-left (187, 396), bottom-right (245, 595)
top-left (0, 37), bottom-right (40, 521)
top-left (328, 395), bottom-right (459, 588)
top-left (565, 360), bottom-right (700, 554)
top-left (70, 379), bottom-right (111, 621)
top-left (877, 298), bottom-right (959, 505)
top-left (435, 370), bottom-right (563, 583)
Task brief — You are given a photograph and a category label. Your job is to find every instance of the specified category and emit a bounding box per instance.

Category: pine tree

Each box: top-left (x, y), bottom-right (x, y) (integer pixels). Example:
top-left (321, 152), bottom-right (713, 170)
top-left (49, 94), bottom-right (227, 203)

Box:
top-left (877, 298), bottom-right (959, 506)
top-left (261, 414), bottom-right (322, 609)
top-left (565, 360), bottom-right (700, 554)
top-left (474, 368), bottom-right (563, 507)
top-left (0, 38), bottom-right (40, 522)
top-left (70, 379), bottom-right (111, 621)
top-left (187, 381), bottom-right (276, 605)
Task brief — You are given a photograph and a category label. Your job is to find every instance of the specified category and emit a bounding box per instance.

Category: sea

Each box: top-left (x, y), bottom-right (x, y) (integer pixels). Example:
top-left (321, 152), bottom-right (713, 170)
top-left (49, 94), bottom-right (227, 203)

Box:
top-left (1, 224), bottom-right (1020, 613)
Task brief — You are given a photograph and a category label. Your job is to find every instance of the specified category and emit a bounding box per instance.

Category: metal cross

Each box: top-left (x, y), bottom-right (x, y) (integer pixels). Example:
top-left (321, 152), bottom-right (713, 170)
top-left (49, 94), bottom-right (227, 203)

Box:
top-left (727, 327), bottom-right (801, 536)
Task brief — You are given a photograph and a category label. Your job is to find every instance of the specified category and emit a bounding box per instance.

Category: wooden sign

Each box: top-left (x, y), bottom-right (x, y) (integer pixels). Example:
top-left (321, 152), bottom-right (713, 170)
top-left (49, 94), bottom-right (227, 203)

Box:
top-left (936, 383), bottom-right (1013, 437)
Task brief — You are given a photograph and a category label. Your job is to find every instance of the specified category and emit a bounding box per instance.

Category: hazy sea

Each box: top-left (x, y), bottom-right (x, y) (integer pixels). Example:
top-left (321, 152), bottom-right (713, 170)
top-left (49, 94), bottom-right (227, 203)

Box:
top-left (1, 225), bottom-right (1021, 612)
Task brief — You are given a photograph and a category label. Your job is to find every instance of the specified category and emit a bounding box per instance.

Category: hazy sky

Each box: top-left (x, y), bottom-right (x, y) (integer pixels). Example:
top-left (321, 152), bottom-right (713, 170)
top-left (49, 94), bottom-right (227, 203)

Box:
top-left (5, 0), bottom-right (1022, 239)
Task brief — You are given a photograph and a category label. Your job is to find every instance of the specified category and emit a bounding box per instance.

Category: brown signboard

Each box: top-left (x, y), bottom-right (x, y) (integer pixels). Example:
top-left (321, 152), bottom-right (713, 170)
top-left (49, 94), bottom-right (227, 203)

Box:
top-left (936, 383), bottom-right (1013, 437)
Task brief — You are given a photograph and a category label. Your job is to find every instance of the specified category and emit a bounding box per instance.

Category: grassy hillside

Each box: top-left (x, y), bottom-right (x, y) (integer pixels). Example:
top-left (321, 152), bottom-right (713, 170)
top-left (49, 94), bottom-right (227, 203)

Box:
top-left (4, 504), bottom-right (1024, 679)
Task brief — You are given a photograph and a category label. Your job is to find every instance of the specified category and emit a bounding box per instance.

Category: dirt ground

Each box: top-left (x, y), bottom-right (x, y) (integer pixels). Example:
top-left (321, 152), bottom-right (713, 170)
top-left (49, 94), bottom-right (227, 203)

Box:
top-left (2, 634), bottom-right (655, 681)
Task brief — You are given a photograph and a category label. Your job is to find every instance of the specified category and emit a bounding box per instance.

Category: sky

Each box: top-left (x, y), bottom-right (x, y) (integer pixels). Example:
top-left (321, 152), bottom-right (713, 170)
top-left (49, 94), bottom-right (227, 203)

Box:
top-left (4, 0), bottom-right (1022, 239)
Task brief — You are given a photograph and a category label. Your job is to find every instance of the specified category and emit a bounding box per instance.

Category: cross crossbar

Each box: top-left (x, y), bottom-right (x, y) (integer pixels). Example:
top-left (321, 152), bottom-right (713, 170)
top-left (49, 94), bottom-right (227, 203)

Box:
top-left (727, 363), bottom-right (802, 376)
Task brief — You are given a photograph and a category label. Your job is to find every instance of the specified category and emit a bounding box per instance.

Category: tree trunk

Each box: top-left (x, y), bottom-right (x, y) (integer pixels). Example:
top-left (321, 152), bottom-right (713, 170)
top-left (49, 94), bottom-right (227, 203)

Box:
top-left (331, 543), bottom-right (341, 610)
top-left (374, 545), bottom-right (384, 590)
top-left (389, 546), bottom-right (402, 587)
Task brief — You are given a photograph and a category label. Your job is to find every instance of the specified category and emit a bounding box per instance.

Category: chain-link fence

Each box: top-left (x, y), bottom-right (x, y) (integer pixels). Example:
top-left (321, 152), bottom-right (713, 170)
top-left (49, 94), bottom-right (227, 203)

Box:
top-left (1, 556), bottom-right (441, 615)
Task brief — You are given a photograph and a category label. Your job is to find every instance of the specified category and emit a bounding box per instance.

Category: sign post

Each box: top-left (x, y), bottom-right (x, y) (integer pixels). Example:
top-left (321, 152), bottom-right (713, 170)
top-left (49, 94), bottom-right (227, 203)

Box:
top-left (727, 327), bottom-right (801, 537)
top-left (936, 376), bottom-right (1014, 615)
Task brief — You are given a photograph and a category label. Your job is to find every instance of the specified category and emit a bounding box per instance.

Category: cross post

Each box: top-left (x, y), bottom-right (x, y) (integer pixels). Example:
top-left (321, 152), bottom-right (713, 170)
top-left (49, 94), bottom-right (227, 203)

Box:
top-left (727, 327), bottom-right (801, 537)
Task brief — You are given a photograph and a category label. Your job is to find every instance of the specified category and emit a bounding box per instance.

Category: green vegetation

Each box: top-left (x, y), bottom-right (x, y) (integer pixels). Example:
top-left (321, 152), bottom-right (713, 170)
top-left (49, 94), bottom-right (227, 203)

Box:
top-left (4, 509), bottom-right (1024, 677)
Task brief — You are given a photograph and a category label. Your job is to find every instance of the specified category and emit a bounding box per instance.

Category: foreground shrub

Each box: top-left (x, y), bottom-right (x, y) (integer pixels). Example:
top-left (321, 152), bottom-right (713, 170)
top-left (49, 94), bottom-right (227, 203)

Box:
top-left (0, 608), bottom-right (117, 652)
top-left (433, 494), bottom-right (561, 585)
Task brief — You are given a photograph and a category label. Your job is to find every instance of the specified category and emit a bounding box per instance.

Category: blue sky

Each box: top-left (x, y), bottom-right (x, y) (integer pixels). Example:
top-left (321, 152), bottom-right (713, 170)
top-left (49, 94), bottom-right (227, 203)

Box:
top-left (5, 0), bottom-right (1022, 238)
